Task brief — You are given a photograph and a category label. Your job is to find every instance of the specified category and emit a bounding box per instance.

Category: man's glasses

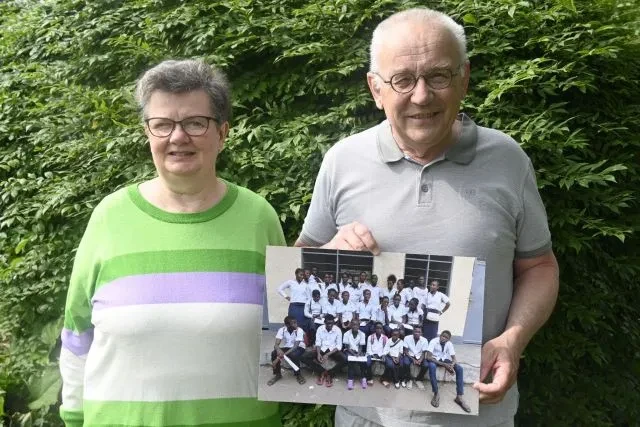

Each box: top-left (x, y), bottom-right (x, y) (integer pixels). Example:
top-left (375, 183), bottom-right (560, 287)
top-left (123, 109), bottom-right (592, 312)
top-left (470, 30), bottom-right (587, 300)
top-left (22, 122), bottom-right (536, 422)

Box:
top-left (374, 65), bottom-right (463, 94)
top-left (145, 116), bottom-right (217, 137)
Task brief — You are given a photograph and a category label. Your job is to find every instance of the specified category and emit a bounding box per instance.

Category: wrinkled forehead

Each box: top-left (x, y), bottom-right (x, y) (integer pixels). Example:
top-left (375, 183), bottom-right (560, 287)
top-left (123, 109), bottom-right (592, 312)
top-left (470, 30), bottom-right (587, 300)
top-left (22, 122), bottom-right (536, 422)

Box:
top-left (376, 23), bottom-right (460, 73)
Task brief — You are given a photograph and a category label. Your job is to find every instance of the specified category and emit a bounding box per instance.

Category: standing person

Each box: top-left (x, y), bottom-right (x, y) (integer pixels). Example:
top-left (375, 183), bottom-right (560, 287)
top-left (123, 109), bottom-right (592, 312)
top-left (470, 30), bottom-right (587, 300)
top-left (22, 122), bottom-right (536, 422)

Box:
top-left (402, 328), bottom-right (430, 390)
top-left (296, 6), bottom-right (559, 426)
top-left (426, 331), bottom-right (471, 413)
top-left (357, 289), bottom-right (377, 336)
top-left (304, 289), bottom-right (324, 342)
top-left (338, 272), bottom-right (351, 296)
top-left (347, 278), bottom-right (363, 304)
top-left (337, 291), bottom-right (357, 331)
top-left (366, 322), bottom-right (388, 385)
top-left (302, 315), bottom-right (346, 387)
top-left (268, 316), bottom-right (306, 386)
top-left (278, 268), bottom-right (309, 329)
top-left (59, 59), bottom-right (286, 427)
top-left (362, 274), bottom-right (382, 303)
top-left (422, 279), bottom-right (451, 341)
top-left (303, 268), bottom-right (317, 285)
top-left (373, 296), bottom-right (392, 336)
top-left (309, 266), bottom-right (320, 283)
top-left (381, 274), bottom-right (397, 301)
top-left (318, 272), bottom-right (339, 305)
top-left (397, 279), bottom-right (413, 307)
top-left (412, 276), bottom-right (429, 303)
top-left (383, 328), bottom-right (406, 388)
top-left (343, 321), bottom-right (368, 390)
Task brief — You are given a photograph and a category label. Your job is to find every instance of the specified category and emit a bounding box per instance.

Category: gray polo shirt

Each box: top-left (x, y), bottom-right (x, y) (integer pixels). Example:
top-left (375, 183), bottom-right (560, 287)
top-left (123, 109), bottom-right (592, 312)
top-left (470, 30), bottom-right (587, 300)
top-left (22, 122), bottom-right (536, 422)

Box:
top-left (300, 114), bottom-right (551, 426)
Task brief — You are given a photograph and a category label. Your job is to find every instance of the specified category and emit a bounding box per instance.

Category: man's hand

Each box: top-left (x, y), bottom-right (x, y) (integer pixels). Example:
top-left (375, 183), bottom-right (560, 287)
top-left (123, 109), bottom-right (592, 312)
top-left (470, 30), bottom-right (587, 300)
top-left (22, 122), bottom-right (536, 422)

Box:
top-left (473, 333), bottom-right (520, 404)
top-left (285, 296), bottom-right (291, 301)
top-left (276, 348), bottom-right (285, 358)
top-left (321, 221), bottom-right (380, 255)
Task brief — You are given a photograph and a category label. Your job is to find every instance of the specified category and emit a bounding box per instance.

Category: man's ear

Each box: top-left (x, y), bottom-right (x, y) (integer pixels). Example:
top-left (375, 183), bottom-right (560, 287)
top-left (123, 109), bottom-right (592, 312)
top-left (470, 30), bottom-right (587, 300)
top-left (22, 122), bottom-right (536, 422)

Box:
top-left (366, 72), bottom-right (384, 110)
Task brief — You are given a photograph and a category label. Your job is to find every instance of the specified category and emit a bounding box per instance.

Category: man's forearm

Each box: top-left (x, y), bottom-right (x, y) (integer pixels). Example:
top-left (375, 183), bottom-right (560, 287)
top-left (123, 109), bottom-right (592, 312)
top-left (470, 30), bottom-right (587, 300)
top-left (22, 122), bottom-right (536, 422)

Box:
top-left (505, 251), bottom-right (559, 355)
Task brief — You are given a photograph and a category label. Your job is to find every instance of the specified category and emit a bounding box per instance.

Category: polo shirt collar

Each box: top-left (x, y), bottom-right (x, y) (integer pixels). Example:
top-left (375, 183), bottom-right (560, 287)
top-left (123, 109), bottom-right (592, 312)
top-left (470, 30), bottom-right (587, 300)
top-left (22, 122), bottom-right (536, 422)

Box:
top-left (376, 113), bottom-right (477, 165)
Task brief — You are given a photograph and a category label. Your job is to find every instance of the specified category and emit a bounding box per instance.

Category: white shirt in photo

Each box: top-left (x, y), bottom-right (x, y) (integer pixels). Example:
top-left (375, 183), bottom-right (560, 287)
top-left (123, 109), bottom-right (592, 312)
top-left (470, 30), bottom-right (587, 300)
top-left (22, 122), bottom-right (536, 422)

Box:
top-left (322, 300), bottom-right (340, 317)
top-left (404, 335), bottom-right (430, 358)
top-left (366, 333), bottom-right (388, 356)
top-left (315, 325), bottom-right (342, 352)
top-left (304, 299), bottom-right (324, 318)
top-left (278, 279), bottom-right (310, 303)
top-left (374, 306), bottom-right (391, 324)
top-left (427, 338), bottom-right (456, 362)
top-left (388, 304), bottom-right (407, 323)
top-left (337, 300), bottom-right (357, 322)
top-left (384, 337), bottom-right (406, 358)
top-left (411, 286), bottom-right (429, 303)
top-left (275, 326), bottom-right (305, 349)
top-left (317, 282), bottom-right (339, 305)
top-left (424, 291), bottom-right (450, 311)
top-left (344, 285), bottom-right (362, 304)
top-left (406, 307), bottom-right (424, 326)
top-left (399, 288), bottom-right (413, 306)
top-left (357, 300), bottom-right (378, 321)
top-left (360, 283), bottom-right (382, 303)
top-left (342, 330), bottom-right (366, 353)
top-left (381, 287), bottom-right (397, 301)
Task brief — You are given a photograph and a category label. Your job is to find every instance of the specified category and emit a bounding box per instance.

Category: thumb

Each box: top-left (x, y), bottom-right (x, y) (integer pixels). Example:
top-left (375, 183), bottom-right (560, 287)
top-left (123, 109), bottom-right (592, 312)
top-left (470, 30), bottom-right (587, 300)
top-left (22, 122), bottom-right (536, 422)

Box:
top-left (478, 344), bottom-right (496, 383)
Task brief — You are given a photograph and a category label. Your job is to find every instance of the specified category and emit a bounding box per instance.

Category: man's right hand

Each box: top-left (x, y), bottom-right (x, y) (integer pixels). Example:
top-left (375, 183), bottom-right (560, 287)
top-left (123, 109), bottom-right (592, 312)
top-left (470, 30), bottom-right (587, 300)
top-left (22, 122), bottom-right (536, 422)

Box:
top-left (285, 297), bottom-right (291, 301)
top-left (276, 348), bottom-right (285, 358)
top-left (321, 221), bottom-right (380, 255)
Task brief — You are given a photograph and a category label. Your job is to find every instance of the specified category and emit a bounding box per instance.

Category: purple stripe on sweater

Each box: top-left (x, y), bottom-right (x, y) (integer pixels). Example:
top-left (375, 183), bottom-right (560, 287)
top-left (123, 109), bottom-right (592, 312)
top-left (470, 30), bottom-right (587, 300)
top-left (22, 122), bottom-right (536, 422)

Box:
top-left (61, 327), bottom-right (94, 356)
top-left (91, 272), bottom-right (264, 310)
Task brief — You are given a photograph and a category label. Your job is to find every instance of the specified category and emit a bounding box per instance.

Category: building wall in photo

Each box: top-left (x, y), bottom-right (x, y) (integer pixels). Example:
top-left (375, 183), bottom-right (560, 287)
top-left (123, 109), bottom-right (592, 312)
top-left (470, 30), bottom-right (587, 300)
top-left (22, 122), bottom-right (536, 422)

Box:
top-left (265, 246), bottom-right (301, 324)
top-left (372, 251), bottom-right (405, 289)
top-left (439, 256), bottom-right (475, 338)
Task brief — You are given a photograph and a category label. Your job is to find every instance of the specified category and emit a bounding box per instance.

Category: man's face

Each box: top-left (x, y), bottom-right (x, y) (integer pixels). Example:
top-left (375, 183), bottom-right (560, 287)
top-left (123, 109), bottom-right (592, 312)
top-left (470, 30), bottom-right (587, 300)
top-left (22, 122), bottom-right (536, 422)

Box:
top-left (371, 275), bottom-right (378, 285)
top-left (342, 274), bottom-right (349, 284)
top-left (366, 23), bottom-right (469, 151)
top-left (295, 270), bottom-right (304, 281)
top-left (324, 274), bottom-right (331, 284)
top-left (397, 281), bottom-right (404, 291)
top-left (430, 281), bottom-right (439, 293)
top-left (392, 329), bottom-right (400, 340)
top-left (312, 267), bottom-right (318, 276)
top-left (418, 276), bottom-right (425, 287)
top-left (393, 296), bottom-right (401, 306)
top-left (304, 269), bottom-right (311, 280)
top-left (408, 299), bottom-right (417, 310)
top-left (375, 324), bottom-right (383, 335)
top-left (351, 321), bottom-right (360, 332)
top-left (387, 279), bottom-right (395, 288)
top-left (325, 319), bottom-right (335, 330)
top-left (342, 292), bottom-right (350, 303)
top-left (329, 273), bottom-right (334, 283)
top-left (313, 294), bottom-right (320, 302)
top-left (289, 319), bottom-right (298, 330)
top-left (413, 328), bottom-right (422, 340)
top-left (440, 332), bottom-right (450, 344)
top-left (381, 298), bottom-right (389, 308)
top-left (363, 290), bottom-right (371, 302)
top-left (359, 272), bottom-right (367, 282)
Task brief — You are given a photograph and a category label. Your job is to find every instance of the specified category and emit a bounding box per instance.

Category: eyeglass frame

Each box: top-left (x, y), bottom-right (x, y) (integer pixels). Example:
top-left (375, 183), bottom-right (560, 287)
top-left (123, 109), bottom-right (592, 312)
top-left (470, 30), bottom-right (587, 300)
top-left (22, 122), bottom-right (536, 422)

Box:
top-left (144, 115), bottom-right (219, 137)
top-left (372, 64), bottom-right (465, 94)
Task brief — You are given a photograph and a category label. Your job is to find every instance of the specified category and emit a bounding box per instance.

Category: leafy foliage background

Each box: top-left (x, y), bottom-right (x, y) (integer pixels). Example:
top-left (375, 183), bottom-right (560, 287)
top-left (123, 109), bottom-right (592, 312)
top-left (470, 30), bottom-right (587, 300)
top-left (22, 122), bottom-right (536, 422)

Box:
top-left (0, 0), bottom-right (638, 425)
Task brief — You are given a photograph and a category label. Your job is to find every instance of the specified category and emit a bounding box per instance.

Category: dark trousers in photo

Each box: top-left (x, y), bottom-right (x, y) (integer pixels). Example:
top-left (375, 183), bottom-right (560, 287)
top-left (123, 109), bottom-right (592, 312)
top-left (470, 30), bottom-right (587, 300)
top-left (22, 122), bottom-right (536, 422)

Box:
top-left (428, 360), bottom-right (465, 395)
top-left (271, 347), bottom-right (305, 375)
top-left (384, 356), bottom-right (406, 383)
top-left (302, 349), bottom-right (346, 376)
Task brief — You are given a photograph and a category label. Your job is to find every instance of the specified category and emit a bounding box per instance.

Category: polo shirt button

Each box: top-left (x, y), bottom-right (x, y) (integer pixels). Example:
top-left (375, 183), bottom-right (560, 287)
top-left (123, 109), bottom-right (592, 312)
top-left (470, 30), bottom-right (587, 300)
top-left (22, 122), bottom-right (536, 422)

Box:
top-left (421, 184), bottom-right (429, 192)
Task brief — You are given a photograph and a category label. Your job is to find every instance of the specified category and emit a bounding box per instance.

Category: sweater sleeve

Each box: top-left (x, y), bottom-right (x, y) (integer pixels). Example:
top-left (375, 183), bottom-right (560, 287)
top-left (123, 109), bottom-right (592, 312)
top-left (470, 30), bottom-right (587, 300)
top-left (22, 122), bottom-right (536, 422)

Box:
top-left (59, 205), bottom-right (104, 427)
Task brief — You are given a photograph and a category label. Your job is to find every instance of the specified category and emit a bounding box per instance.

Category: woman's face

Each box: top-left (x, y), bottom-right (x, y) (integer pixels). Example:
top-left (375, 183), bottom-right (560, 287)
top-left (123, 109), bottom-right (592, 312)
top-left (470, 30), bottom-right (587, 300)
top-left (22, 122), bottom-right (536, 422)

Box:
top-left (144, 90), bottom-right (228, 181)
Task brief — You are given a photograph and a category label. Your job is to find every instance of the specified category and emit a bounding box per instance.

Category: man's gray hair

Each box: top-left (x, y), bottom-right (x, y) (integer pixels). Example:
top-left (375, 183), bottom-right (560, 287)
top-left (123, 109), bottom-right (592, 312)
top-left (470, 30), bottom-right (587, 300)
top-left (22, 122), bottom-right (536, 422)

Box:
top-left (369, 8), bottom-right (468, 74)
top-left (135, 59), bottom-right (231, 123)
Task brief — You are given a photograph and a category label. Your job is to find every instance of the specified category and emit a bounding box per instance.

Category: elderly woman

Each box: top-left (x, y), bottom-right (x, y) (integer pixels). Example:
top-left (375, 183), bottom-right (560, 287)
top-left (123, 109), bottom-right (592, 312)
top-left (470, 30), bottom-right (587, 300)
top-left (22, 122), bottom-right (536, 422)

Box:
top-left (58, 60), bottom-right (285, 427)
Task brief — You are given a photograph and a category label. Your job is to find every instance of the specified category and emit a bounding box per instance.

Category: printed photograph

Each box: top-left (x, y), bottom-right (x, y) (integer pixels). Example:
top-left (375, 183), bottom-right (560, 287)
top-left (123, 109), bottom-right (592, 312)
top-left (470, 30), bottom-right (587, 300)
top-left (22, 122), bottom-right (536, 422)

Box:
top-left (258, 246), bottom-right (485, 415)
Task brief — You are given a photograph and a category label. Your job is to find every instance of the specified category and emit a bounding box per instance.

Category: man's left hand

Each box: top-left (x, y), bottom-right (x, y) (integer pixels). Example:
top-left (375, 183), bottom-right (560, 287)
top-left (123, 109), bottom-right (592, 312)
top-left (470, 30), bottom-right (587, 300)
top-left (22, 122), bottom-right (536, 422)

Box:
top-left (473, 333), bottom-right (520, 404)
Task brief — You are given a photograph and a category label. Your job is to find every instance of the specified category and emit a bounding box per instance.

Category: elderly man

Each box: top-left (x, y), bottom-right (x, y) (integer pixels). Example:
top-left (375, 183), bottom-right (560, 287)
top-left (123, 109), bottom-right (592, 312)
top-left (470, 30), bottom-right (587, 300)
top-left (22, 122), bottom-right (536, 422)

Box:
top-left (295, 7), bottom-right (559, 427)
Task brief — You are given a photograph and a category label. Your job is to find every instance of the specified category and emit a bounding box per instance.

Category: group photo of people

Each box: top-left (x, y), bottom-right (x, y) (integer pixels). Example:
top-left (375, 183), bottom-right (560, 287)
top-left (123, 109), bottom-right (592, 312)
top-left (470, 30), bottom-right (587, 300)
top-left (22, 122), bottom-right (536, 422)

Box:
top-left (258, 246), bottom-right (485, 415)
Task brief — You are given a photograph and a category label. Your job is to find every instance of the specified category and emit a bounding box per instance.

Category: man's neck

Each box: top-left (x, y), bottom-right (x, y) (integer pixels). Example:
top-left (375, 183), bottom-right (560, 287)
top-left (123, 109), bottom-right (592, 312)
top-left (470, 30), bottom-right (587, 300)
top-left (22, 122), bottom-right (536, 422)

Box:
top-left (391, 120), bottom-right (461, 165)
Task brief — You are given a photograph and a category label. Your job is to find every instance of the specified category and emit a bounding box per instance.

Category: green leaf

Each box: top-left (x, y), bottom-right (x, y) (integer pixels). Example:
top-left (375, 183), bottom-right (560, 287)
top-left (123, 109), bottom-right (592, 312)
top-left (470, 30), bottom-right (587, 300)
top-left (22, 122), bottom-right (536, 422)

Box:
top-left (27, 366), bottom-right (62, 411)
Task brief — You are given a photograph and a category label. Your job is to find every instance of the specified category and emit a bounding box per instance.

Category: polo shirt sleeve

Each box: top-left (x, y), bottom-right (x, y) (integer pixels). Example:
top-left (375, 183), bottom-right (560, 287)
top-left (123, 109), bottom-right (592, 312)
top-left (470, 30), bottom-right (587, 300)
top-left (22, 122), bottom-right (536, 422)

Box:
top-left (516, 160), bottom-right (552, 258)
top-left (441, 293), bottom-right (450, 304)
top-left (275, 327), bottom-right (284, 340)
top-left (299, 148), bottom-right (338, 245)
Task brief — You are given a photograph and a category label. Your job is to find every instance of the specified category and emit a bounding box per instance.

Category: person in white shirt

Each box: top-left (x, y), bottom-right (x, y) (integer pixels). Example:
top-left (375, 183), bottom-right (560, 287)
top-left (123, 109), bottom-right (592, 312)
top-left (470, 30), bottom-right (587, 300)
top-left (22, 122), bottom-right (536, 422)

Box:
top-left (304, 290), bottom-right (324, 341)
top-left (309, 266), bottom-right (319, 283)
top-left (373, 296), bottom-right (392, 336)
top-left (411, 275), bottom-right (429, 303)
top-left (361, 274), bottom-right (383, 304)
top-left (343, 321), bottom-right (368, 390)
top-left (397, 279), bottom-right (413, 307)
top-left (388, 294), bottom-right (408, 336)
top-left (381, 274), bottom-right (397, 301)
top-left (382, 328), bottom-right (407, 388)
top-left (357, 289), bottom-right (378, 335)
top-left (346, 280), bottom-right (362, 305)
top-left (365, 322), bottom-right (388, 385)
top-left (322, 289), bottom-right (340, 317)
top-left (426, 330), bottom-right (470, 413)
top-left (422, 279), bottom-right (451, 341)
top-left (301, 314), bottom-right (346, 387)
top-left (277, 268), bottom-right (310, 330)
top-left (338, 272), bottom-right (351, 296)
top-left (317, 272), bottom-right (339, 305)
top-left (402, 327), bottom-right (429, 389)
top-left (405, 298), bottom-right (424, 335)
top-left (337, 291), bottom-right (357, 331)
top-left (268, 316), bottom-right (306, 386)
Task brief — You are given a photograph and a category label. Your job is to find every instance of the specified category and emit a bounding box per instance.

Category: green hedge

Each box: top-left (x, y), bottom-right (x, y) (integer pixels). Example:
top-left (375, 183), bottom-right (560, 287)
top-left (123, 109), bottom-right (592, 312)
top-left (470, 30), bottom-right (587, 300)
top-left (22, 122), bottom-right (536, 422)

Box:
top-left (1, 0), bottom-right (639, 425)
